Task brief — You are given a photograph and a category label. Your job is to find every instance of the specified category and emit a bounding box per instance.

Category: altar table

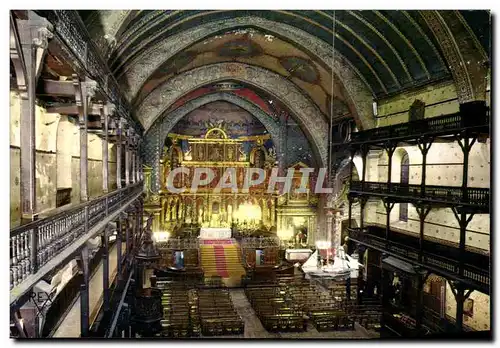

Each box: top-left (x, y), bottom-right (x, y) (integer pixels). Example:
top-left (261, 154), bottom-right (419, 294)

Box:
top-left (285, 248), bottom-right (313, 262)
top-left (199, 227), bottom-right (232, 239)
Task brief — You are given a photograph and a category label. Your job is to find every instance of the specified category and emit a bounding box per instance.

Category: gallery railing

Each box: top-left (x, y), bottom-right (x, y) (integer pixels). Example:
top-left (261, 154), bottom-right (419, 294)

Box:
top-left (33, 10), bottom-right (142, 134)
top-left (348, 227), bottom-right (489, 293)
top-left (350, 181), bottom-right (490, 210)
top-left (350, 108), bottom-right (489, 145)
top-left (10, 182), bottom-right (143, 290)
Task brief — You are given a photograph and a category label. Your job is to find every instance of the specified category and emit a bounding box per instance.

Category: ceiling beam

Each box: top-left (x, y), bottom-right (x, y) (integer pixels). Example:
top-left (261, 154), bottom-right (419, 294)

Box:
top-left (39, 79), bottom-right (74, 96)
top-left (45, 102), bottom-right (102, 115)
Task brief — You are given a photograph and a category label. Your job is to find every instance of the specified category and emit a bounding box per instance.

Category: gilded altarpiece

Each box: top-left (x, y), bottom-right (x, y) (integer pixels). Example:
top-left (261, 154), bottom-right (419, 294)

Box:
top-left (158, 127), bottom-right (280, 232)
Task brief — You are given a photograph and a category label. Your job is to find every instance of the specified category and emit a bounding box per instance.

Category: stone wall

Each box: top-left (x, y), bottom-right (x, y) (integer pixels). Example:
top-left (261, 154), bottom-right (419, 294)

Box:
top-left (9, 91), bottom-right (117, 225)
top-left (445, 280), bottom-right (490, 331)
top-left (359, 80), bottom-right (490, 253)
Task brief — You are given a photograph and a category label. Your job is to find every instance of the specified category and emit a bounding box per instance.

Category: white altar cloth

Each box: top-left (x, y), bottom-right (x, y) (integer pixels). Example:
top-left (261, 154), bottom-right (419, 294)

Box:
top-left (199, 227), bottom-right (232, 239)
top-left (286, 249), bottom-right (313, 262)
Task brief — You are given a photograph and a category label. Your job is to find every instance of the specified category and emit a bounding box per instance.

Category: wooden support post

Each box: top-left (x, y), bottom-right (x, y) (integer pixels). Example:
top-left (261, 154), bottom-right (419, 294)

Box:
top-left (385, 142), bottom-right (397, 190)
top-left (457, 135), bottom-right (476, 204)
top-left (359, 198), bottom-right (367, 231)
top-left (78, 245), bottom-right (90, 337)
top-left (125, 128), bottom-right (131, 186)
top-left (116, 119), bottom-right (123, 189)
top-left (455, 284), bottom-right (465, 332)
top-left (102, 226), bottom-right (110, 313)
top-left (116, 218), bottom-right (123, 280)
top-left (383, 200), bottom-right (395, 241)
top-left (416, 205), bottom-right (432, 262)
top-left (125, 212), bottom-right (131, 255)
top-left (101, 103), bottom-right (114, 194)
top-left (14, 13), bottom-right (52, 222)
top-left (74, 76), bottom-right (97, 202)
top-left (417, 137), bottom-right (434, 197)
top-left (451, 208), bottom-right (474, 277)
top-left (414, 268), bottom-right (428, 334)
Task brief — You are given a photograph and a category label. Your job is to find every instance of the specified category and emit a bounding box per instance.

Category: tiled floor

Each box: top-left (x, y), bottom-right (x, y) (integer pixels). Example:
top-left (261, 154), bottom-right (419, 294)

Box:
top-left (53, 242), bottom-right (125, 338)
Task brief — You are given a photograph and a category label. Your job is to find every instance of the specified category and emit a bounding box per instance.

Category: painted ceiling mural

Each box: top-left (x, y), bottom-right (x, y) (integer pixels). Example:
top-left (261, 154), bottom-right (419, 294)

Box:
top-left (132, 28), bottom-right (348, 118)
top-left (77, 9), bottom-right (490, 154)
top-left (170, 101), bottom-right (269, 137)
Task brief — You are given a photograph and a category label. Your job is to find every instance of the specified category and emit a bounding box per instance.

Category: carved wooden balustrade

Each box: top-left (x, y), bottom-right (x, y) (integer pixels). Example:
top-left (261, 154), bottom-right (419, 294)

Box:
top-left (10, 182), bottom-right (143, 291)
top-left (348, 226), bottom-right (489, 294)
top-left (350, 181), bottom-right (490, 212)
top-left (350, 107), bottom-right (489, 146)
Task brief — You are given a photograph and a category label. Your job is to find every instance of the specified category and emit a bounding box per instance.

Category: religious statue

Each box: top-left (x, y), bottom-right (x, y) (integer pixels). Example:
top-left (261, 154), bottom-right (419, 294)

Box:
top-left (184, 146), bottom-right (192, 161)
top-left (213, 145), bottom-right (223, 161)
top-left (227, 146), bottom-right (234, 161)
top-left (144, 214), bottom-right (154, 235)
top-left (268, 147), bottom-right (277, 163)
top-left (197, 145), bottom-right (205, 161)
top-left (238, 144), bottom-right (247, 161)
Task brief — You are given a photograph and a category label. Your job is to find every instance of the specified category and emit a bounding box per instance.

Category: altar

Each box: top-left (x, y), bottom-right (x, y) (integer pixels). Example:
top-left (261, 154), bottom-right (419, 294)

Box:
top-left (199, 227), bottom-right (232, 239)
top-left (285, 249), bottom-right (313, 262)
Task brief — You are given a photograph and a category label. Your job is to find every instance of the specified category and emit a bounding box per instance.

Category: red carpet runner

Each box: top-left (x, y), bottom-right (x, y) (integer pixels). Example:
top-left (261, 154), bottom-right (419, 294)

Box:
top-left (213, 245), bottom-right (229, 278)
top-left (200, 239), bottom-right (235, 245)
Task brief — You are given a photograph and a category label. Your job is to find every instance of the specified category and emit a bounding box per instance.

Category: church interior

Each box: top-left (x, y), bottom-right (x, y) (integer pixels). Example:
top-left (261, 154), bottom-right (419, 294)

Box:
top-left (9, 10), bottom-right (491, 339)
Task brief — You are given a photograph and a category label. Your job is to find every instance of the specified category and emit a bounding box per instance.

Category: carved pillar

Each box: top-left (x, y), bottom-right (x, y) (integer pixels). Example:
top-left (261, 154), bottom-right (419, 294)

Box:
top-left (14, 13), bottom-right (53, 221)
top-left (74, 76), bottom-right (97, 202)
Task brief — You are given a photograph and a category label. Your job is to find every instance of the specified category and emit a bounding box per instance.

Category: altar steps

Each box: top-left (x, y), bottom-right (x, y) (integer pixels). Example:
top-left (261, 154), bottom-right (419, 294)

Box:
top-left (200, 242), bottom-right (246, 287)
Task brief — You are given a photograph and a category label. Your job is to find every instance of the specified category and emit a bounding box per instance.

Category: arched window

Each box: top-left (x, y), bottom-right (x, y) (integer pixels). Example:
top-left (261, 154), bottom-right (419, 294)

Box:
top-left (399, 152), bottom-right (409, 221)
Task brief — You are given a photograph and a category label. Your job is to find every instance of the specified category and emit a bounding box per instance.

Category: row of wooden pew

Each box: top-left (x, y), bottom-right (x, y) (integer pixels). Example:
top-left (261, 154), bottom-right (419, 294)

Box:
top-left (197, 288), bottom-right (244, 336)
top-left (156, 281), bottom-right (245, 337)
top-left (158, 282), bottom-right (200, 337)
top-left (245, 276), bottom-right (382, 333)
top-left (245, 286), bottom-right (308, 332)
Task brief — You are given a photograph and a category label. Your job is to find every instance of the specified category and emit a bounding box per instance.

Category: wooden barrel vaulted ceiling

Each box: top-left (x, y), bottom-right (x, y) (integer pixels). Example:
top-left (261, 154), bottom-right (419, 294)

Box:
top-left (74, 10), bottom-right (490, 133)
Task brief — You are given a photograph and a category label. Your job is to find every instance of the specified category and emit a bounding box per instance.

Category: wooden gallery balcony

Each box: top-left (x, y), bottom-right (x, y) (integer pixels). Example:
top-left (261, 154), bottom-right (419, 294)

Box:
top-left (350, 102), bottom-right (489, 146)
top-left (348, 225), bottom-right (489, 294)
top-left (350, 181), bottom-right (490, 214)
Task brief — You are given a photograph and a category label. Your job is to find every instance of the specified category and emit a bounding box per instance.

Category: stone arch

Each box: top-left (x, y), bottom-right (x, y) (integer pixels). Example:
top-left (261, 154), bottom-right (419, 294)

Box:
top-left (392, 148), bottom-right (410, 183)
top-left (143, 92), bottom-right (289, 191)
top-left (116, 17), bottom-right (375, 129)
top-left (421, 11), bottom-right (489, 103)
top-left (138, 63), bottom-right (328, 167)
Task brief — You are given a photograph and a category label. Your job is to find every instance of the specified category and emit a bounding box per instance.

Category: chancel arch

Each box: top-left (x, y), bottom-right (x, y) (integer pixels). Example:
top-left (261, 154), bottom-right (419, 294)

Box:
top-left (143, 91), bottom-right (292, 191)
top-left (137, 63), bottom-right (328, 166)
